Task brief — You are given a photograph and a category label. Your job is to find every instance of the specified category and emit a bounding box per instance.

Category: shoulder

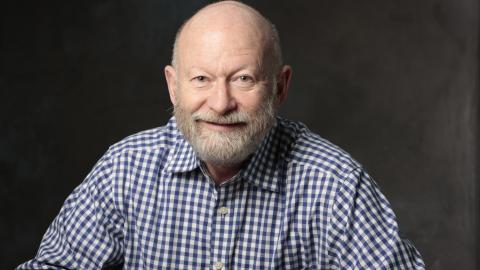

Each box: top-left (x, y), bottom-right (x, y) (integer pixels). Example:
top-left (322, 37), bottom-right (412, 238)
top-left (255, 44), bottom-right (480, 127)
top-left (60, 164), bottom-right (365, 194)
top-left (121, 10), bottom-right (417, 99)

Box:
top-left (104, 118), bottom-right (179, 160)
top-left (279, 117), bottom-right (362, 179)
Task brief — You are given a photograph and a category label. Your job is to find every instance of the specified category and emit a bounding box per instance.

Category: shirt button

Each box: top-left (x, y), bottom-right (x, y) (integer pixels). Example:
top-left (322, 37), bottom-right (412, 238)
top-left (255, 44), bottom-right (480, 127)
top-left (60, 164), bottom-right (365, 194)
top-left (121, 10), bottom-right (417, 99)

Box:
top-left (214, 261), bottom-right (224, 270)
top-left (218, 206), bottom-right (229, 216)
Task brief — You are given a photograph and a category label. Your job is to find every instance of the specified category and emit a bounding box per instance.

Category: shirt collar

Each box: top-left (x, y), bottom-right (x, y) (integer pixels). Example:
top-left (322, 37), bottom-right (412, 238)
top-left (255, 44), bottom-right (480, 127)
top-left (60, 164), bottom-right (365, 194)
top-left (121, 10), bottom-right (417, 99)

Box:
top-left (164, 116), bottom-right (293, 194)
top-left (240, 118), bottom-right (289, 193)
top-left (164, 117), bottom-right (201, 173)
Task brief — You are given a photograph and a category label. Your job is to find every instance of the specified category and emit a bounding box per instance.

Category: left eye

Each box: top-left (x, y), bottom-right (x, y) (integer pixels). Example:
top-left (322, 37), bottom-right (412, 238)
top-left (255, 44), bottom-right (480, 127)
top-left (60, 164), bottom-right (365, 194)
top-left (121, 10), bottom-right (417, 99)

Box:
top-left (233, 75), bottom-right (255, 89)
top-left (239, 75), bottom-right (253, 82)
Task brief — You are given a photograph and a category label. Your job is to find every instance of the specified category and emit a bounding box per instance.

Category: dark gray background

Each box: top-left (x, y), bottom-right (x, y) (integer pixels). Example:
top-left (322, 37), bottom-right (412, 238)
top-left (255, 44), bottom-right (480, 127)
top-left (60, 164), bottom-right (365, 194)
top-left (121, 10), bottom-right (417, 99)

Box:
top-left (2, 0), bottom-right (478, 269)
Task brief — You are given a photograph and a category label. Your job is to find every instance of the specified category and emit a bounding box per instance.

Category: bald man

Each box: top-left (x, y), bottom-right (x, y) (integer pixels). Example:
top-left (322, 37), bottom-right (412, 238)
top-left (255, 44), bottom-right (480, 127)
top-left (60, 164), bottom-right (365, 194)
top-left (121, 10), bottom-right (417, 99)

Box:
top-left (18, 1), bottom-right (424, 269)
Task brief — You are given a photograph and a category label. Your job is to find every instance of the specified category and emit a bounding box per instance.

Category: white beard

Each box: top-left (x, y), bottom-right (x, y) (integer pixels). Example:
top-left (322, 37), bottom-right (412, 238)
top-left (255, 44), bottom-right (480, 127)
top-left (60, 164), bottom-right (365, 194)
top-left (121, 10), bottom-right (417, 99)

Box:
top-left (174, 94), bottom-right (276, 166)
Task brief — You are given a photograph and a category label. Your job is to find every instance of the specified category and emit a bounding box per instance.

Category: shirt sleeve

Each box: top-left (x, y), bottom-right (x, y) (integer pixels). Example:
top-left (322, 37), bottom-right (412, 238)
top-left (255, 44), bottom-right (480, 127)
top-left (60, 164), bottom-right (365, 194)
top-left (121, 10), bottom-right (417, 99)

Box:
top-left (16, 152), bottom-right (125, 270)
top-left (328, 167), bottom-right (425, 269)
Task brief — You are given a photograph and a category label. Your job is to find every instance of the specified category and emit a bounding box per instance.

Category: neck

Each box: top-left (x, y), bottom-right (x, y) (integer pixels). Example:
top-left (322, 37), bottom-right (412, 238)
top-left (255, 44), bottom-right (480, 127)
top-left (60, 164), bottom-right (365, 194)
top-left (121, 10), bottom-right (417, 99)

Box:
top-left (204, 161), bottom-right (243, 185)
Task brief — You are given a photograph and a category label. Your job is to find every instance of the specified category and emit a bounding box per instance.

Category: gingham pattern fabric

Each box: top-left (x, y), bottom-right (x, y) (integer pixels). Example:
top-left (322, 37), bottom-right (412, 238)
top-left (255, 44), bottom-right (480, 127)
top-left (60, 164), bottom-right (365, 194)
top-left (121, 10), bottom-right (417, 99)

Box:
top-left (18, 117), bottom-right (425, 269)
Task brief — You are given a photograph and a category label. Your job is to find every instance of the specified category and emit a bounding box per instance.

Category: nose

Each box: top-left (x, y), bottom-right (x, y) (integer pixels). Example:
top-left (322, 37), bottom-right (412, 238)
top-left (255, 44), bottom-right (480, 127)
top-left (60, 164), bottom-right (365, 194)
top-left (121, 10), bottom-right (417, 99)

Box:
top-left (207, 80), bottom-right (237, 114)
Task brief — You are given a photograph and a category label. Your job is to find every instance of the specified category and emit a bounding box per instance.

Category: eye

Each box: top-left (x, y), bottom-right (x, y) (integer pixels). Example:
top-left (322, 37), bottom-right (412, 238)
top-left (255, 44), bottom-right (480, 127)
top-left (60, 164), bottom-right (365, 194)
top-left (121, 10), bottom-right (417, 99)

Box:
top-left (191, 75), bottom-right (210, 87)
top-left (239, 75), bottom-right (253, 82)
top-left (233, 74), bottom-right (255, 88)
top-left (194, 76), bottom-right (207, 82)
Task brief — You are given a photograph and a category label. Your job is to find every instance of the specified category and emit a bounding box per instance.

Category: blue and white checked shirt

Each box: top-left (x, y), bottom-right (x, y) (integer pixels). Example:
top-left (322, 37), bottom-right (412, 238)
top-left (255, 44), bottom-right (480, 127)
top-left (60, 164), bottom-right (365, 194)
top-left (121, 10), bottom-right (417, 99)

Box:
top-left (18, 117), bottom-right (424, 269)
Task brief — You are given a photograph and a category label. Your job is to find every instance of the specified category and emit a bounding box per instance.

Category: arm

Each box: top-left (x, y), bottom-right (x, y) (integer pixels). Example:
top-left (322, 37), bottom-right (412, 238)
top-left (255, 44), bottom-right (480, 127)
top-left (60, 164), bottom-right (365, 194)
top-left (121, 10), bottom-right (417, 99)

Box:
top-left (328, 168), bottom-right (425, 269)
top-left (17, 153), bottom-right (125, 269)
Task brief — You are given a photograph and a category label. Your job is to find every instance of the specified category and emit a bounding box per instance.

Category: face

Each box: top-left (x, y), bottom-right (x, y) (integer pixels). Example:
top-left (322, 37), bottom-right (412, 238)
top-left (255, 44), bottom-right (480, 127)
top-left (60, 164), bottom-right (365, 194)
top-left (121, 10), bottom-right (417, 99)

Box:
top-left (165, 20), bottom-right (291, 166)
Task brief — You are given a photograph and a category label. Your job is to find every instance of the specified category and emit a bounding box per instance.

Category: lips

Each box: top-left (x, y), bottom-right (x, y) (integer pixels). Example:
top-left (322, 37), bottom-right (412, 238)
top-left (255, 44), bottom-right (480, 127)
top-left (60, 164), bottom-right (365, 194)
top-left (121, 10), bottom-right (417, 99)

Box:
top-left (198, 120), bottom-right (246, 131)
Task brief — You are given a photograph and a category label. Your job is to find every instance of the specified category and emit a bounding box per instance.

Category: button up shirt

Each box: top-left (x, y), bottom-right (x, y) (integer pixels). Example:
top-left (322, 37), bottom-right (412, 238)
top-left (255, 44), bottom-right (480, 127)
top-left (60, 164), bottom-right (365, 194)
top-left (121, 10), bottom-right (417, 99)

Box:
top-left (18, 117), bottom-right (425, 269)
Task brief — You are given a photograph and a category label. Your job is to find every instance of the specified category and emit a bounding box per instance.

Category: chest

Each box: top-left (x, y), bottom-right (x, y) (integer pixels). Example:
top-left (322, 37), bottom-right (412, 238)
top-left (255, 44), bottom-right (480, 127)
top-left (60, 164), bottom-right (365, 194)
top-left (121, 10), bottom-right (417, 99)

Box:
top-left (121, 170), bottom-right (332, 269)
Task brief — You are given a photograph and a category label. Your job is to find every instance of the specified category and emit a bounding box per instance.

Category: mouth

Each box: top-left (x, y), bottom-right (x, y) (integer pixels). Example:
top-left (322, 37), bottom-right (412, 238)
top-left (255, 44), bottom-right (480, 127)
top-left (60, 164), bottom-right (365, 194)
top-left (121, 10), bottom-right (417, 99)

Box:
top-left (197, 120), bottom-right (246, 131)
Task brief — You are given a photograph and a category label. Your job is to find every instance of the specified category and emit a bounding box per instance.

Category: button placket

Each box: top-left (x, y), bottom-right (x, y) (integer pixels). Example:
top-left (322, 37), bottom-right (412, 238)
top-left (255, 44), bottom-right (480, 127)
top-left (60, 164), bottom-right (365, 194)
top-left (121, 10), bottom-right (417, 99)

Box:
top-left (211, 181), bottom-right (240, 270)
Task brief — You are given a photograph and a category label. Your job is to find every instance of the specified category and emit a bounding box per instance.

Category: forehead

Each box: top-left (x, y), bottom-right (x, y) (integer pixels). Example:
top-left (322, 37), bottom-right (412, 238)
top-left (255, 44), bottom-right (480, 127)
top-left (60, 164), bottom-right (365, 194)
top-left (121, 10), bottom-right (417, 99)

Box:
top-left (175, 4), bottom-right (270, 71)
top-left (177, 31), bottom-right (266, 73)
top-left (191, 27), bottom-right (261, 52)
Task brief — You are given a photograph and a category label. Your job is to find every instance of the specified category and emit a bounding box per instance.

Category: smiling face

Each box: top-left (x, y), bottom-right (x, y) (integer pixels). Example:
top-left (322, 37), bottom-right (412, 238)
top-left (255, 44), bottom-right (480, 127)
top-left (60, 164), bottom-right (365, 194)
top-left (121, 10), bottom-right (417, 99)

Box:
top-left (165, 2), bottom-right (291, 166)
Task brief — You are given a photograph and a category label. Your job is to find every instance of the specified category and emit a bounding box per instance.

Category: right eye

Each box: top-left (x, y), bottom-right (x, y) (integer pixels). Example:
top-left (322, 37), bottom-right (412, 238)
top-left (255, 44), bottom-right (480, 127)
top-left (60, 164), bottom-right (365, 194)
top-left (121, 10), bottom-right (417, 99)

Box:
top-left (194, 76), bottom-right (206, 82)
top-left (191, 75), bottom-right (210, 87)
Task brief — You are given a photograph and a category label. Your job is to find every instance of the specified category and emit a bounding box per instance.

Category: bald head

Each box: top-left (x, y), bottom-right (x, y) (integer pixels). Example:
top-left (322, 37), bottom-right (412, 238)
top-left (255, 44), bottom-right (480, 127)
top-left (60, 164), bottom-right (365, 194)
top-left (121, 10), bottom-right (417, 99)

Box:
top-left (171, 1), bottom-right (283, 74)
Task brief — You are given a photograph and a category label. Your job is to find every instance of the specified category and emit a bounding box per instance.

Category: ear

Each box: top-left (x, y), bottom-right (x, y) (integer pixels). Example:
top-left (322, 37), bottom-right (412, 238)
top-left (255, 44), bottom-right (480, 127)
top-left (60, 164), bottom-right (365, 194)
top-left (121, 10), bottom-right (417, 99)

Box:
top-left (274, 65), bottom-right (292, 107)
top-left (164, 65), bottom-right (178, 105)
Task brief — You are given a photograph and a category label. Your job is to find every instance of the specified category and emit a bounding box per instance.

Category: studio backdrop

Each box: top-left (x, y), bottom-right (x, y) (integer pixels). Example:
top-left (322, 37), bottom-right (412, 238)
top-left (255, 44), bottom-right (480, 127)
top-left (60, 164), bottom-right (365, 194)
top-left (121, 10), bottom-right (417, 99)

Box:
top-left (1, 0), bottom-right (478, 269)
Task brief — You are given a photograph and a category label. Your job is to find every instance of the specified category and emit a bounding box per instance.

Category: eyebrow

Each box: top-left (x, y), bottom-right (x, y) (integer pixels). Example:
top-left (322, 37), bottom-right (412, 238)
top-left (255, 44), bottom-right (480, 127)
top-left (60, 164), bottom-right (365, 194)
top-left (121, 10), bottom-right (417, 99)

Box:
top-left (187, 64), bottom-right (261, 75)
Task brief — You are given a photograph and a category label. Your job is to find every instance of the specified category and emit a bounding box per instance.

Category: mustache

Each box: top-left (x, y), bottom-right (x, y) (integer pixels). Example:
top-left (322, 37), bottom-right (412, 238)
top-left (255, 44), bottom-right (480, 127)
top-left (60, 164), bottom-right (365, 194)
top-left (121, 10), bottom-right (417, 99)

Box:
top-left (192, 111), bottom-right (250, 124)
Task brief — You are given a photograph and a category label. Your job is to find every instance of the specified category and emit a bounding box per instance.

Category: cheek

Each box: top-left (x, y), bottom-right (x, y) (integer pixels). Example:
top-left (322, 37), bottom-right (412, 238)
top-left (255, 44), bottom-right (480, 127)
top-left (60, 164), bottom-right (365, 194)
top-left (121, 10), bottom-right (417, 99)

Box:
top-left (176, 90), bottom-right (207, 112)
top-left (236, 91), bottom-right (268, 112)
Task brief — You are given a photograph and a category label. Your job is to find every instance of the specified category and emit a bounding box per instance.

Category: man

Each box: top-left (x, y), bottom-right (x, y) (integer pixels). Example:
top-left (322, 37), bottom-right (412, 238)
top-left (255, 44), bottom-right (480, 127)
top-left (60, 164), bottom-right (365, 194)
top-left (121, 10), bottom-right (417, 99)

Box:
top-left (18, 1), bottom-right (425, 269)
